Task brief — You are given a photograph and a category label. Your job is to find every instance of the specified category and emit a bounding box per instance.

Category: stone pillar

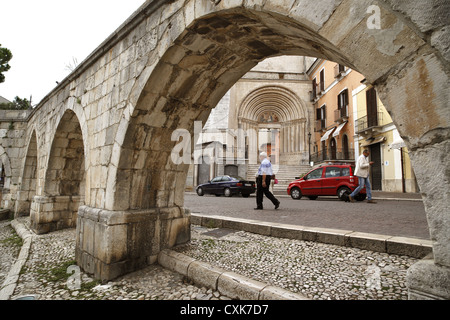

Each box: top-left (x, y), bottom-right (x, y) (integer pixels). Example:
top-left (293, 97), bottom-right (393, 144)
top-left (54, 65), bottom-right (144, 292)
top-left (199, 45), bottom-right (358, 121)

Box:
top-left (294, 124), bottom-right (298, 152)
top-left (406, 139), bottom-right (450, 300)
top-left (14, 190), bottom-right (33, 217)
top-left (30, 195), bottom-right (84, 234)
top-left (75, 206), bottom-right (190, 281)
top-left (377, 53), bottom-right (450, 300)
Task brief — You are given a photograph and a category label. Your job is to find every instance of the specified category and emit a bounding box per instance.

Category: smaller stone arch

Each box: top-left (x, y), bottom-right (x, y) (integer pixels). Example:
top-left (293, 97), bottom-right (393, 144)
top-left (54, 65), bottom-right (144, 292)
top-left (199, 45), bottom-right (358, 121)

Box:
top-left (31, 109), bottom-right (85, 234)
top-left (14, 130), bottom-right (38, 217)
top-left (0, 145), bottom-right (12, 210)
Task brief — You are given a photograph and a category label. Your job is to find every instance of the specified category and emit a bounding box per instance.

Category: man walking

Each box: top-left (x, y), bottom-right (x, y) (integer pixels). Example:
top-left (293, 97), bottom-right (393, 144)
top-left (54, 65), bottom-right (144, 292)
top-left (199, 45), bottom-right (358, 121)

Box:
top-left (255, 152), bottom-right (280, 210)
top-left (349, 149), bottom-right (377, 203)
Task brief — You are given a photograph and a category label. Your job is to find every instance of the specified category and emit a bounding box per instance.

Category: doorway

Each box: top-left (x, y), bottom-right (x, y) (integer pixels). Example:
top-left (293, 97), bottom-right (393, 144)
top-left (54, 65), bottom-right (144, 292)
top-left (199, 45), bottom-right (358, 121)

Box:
top-left (370, 144), bottom-right (382, 190)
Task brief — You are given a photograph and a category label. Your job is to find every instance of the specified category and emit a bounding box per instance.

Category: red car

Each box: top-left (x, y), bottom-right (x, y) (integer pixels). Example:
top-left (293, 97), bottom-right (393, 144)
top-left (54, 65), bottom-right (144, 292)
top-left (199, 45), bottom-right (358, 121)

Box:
top-left (287, 164), bottom-right (367, 201)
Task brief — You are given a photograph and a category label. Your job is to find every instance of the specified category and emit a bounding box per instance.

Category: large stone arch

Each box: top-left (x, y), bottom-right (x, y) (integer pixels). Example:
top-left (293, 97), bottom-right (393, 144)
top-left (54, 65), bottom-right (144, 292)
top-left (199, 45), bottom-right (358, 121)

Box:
top-left (68, 0), bottom-right (450, 299)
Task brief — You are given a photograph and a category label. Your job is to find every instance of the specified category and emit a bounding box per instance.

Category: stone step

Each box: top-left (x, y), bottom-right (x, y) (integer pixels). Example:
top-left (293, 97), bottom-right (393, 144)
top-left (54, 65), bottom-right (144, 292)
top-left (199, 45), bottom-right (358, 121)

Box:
top-left (246, 164), bottom-right (311, 181)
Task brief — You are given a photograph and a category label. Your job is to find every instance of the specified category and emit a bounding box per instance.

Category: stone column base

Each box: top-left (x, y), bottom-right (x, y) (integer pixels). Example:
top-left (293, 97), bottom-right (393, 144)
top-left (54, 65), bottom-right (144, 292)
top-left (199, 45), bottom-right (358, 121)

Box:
top-left (0, 188), bottom-right (13, 211)
top-left (30, 195), bottom-right (84, 234)
top-left (75, 205), bottom-right (190, 281)
top-left (14, 190), bottom-right (33, 218)
top-left (407, 256), bottom-right (450, 300)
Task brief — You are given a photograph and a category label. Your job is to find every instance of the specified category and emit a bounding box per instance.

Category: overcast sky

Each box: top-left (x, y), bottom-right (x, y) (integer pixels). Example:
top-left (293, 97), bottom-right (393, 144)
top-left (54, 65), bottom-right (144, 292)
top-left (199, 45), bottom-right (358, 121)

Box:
top-left (0, 0), bottom-right (146, 104)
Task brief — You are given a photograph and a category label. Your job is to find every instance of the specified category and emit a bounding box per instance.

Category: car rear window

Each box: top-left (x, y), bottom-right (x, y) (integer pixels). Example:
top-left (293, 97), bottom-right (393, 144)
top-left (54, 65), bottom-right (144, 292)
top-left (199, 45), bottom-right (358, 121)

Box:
top-left (341, 167), bottom-right (351, 176)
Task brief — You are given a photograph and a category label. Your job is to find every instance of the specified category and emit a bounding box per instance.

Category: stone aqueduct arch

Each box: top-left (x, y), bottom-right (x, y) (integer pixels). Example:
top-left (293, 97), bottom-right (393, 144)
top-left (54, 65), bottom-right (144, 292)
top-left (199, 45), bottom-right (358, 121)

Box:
top-left (0, 0), bottom-right (448, 298)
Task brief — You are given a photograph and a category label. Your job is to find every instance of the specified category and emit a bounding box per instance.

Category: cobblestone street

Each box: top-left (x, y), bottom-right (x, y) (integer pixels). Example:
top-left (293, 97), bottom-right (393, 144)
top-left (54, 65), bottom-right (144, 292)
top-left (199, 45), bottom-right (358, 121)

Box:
top-left (1, 217), bottom-right (417, 300)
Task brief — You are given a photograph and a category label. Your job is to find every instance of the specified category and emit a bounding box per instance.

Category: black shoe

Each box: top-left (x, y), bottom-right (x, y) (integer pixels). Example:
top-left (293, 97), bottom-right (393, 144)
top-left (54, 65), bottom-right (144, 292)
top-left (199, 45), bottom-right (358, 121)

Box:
top-left (274, 201), bottom-right (280, 209)
top-left (254, 207), bottom-right (263, 210)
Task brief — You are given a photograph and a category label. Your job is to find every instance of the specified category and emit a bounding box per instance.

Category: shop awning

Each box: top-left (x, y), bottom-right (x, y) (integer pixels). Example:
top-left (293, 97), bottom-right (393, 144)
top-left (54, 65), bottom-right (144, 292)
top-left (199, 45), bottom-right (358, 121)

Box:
top-left (361, 136), bottom-right (386, 147)
top-left (320, 127), bottom-right (336, 142)
top-left (390, 138), bottom-right (406, 149)
top-left (332, 121), bottom-right (347, 137)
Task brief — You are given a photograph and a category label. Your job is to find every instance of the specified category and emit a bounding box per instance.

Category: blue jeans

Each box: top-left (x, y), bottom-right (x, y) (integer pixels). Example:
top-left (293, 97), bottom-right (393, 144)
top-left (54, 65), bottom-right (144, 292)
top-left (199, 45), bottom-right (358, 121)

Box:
top-left (350, 176), bottom-right (372, 200)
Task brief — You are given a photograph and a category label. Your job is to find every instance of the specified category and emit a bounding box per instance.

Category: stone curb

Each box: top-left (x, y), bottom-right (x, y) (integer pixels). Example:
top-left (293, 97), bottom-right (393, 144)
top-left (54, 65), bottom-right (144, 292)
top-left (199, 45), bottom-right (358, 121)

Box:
top-left (191, 213), bottom-right (432, 259)
top-left (158, 249), bottom-right (309, 300)
top-left (0, 219), bottom-right (35, 300)
top-left (185, 192), bottom-right (424, 202)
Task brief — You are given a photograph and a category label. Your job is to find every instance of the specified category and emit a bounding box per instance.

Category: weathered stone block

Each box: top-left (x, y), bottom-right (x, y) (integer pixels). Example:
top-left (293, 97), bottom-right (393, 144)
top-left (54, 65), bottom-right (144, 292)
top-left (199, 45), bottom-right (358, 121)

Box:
top-left (94, 222), bottom-right (128, 264)
top-left (345, 232), bottom-right (390, 253)
top-left (188, 260), bottom-right (225, 289)
top-left (387, 236), bottom-right (433, 259)
top-left (218, 271), bottom-right (266, 300)
top-left (383, 0), bottom-right (449, 32)
top-left (407, 258), bottom-right (450, 300)
top-left (158, 249), bottom-right (195, 276)
top-left (315, 227), bottom-right (352, 246)
top-left (289, 0), bottom-right (343, 32)
top-left (259, 285), bottom-right (309, 300)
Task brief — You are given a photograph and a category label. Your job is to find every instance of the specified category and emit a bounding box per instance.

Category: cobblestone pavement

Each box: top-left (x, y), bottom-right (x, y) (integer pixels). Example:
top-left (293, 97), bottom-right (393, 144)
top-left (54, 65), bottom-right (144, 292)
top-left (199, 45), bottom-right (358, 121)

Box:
top-left (3, 218), bottom-right (230, 301)
top-left (0, 220), bottom-right (22, 287)
top-left (1, 218), bottom-right (417, 300)
top-left (176, 226), bottom-right (418, 300)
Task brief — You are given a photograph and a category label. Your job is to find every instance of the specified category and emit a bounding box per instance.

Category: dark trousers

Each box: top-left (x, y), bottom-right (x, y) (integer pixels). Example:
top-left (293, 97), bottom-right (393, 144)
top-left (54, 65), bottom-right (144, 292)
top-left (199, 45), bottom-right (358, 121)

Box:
top-left (256, 175), bottom-right (279, 208)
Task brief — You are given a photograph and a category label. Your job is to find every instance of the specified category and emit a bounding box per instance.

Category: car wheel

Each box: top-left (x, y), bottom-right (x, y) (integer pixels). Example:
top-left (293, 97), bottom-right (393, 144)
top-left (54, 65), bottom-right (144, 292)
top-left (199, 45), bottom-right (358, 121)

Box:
top-left (196, 187), bottom-right (204, 196)
top-left (242, 193), bottom-right (250, 198)
top-left (224, 188), bottom-right (232, 197)
top-left (290, 187), bottom-right (302, 200)
top-left (337, 187), bottom-right (351, 201)
top-left (308, 196), bottom-right (318, 200)
top-left (355, 194), bottom-right (367, 201)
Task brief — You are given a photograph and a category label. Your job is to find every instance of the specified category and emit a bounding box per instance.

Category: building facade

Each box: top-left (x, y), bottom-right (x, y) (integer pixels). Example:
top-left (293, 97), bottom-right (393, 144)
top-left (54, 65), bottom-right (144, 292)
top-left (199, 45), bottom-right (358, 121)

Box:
top-left (307, 59), bottom-right (364, 165)
top-left (307, 59), bottom-right (418, 193)
top-left (353, 83), bottom-right (419, 193)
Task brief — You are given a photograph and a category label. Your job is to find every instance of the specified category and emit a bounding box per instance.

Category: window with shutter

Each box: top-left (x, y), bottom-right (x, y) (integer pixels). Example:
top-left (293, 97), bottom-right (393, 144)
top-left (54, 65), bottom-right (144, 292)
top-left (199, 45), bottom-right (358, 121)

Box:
top-left (312, 78), bottom-right (317, 99)
top-left (366, 87), bottom-right (378, 127)
top-left (320, 70), bottom-right (325, 92)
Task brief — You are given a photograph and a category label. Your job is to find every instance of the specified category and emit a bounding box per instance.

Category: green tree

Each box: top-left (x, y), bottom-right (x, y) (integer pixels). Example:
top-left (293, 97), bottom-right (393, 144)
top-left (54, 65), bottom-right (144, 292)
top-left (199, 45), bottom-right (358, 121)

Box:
top-left (0, 44), bottom-right (13, 83)
top-left (0, 96), bottom-right (31, 110)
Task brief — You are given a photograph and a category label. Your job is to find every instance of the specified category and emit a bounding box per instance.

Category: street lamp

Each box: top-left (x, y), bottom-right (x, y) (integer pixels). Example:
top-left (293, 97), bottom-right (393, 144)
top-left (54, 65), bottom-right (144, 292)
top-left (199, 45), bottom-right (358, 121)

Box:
top-left (308, 132), bottom-right (312, 164)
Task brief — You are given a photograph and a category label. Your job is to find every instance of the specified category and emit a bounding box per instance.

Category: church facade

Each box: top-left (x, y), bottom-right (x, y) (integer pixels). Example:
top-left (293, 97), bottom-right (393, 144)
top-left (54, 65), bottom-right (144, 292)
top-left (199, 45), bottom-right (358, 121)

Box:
top-left (186, 56), bottom-right (316, 189)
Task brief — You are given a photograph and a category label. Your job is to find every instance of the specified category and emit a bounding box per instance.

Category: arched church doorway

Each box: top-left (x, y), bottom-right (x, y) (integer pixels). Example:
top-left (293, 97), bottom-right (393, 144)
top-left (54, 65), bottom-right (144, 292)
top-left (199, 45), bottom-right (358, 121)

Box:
top-left (238, 86), bottom-right (309, 166)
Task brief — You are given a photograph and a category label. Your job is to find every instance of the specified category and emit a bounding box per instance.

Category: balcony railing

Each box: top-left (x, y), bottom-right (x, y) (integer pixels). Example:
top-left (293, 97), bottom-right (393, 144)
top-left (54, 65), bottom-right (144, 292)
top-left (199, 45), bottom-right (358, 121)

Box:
top-left (355, 112), bottom-right (383, 133)
top-left (334, 64), bottom-right (346, 78)
top-left (334, 105), bottom-right (349, 123)
top-left (311, 149), bottom-right (355, 163)
top-left (319, 81), bottom-right (325, 93)
top-left (311, 83), bottom-right (317, 101)
top-left (314, 119), bottom-right (326, 132)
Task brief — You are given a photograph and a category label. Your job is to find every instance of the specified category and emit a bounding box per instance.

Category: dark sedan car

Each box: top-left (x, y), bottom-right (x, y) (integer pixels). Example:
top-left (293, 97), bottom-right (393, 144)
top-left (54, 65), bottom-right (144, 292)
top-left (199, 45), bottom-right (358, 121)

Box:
top-left (196, 175), bottom-right (256, 197)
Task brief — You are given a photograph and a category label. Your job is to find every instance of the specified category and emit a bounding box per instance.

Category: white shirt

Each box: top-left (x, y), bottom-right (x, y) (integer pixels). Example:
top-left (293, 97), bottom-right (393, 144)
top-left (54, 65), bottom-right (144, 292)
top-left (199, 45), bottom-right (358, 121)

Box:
top-left (257, 158), bottom-right (273, 176)
top-left (354, 154), bottom-right (370, 178)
